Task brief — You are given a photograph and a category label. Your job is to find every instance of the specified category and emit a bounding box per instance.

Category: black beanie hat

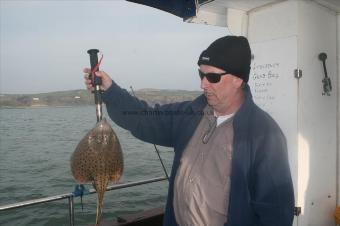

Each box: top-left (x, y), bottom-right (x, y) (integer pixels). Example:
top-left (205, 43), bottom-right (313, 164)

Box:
top-left (197, 36), bottom-right (251, 83)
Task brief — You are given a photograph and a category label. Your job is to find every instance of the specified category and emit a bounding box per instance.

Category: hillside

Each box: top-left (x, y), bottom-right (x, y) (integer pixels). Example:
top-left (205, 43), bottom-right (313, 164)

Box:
top-left (0, 89), bottom-right (202, 108)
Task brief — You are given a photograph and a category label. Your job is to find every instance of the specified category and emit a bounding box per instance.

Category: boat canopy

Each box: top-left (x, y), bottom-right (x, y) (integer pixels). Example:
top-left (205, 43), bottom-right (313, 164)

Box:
top-left (126, 0), bottom-right (214, 19)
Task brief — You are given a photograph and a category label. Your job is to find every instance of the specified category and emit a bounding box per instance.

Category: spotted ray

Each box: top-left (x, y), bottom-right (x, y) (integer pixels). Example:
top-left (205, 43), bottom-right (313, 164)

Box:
top-left (71, 118), bottom-right (123, 225)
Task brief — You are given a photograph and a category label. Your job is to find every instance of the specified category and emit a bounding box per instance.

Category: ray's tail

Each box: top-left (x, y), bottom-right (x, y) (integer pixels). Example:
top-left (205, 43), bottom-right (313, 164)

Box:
top-left (94, 176), bottom-right (109, 226)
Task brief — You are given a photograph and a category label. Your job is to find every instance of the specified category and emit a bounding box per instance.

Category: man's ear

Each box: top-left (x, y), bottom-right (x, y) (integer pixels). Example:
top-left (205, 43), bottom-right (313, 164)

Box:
top-left (233, 76), bottom-right (244, 88)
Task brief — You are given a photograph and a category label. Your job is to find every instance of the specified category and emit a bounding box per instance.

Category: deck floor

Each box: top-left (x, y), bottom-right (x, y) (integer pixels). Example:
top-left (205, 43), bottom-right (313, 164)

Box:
top-left (91, 207), bottom-right (164, 226)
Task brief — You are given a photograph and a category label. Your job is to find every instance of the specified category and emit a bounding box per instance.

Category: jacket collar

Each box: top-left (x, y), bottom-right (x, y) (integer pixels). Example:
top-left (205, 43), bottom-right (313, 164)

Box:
top-left (233, 84), bottom-right (255, 133)
top-left (190, 94), bottom-right (207, 113)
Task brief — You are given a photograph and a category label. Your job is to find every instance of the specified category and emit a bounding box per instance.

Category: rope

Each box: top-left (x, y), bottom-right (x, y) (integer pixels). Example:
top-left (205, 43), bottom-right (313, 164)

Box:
top-left (72, 184), bottom-right (89, 211)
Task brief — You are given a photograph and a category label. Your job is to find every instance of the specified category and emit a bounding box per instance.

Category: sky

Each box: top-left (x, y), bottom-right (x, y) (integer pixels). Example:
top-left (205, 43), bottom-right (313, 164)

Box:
top-left (0, 0), bottom-right (228, 94)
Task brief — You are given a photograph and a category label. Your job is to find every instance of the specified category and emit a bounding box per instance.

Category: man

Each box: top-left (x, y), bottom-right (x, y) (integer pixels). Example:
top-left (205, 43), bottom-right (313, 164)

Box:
top-left (84, 36), bottom-right (295, 226)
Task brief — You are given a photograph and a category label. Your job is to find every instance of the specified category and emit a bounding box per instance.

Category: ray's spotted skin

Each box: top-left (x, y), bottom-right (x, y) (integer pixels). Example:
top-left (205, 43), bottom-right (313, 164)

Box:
top-left (71, 118), bottom-right (123, 225)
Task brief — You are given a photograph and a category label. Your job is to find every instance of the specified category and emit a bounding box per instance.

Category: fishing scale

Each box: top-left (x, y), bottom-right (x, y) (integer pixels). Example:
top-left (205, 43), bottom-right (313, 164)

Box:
top-left (87, 49), bottom-right (103, 122)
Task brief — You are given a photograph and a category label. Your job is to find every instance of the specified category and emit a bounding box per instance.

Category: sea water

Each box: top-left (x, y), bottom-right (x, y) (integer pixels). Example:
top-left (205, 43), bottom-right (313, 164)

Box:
top-left (0, 106), bottom-right (173, 226)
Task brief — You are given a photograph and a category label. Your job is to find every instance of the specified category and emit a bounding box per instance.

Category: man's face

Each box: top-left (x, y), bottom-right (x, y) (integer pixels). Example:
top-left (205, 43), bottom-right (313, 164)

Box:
top-left (199, 64), bottom-right (243, 115)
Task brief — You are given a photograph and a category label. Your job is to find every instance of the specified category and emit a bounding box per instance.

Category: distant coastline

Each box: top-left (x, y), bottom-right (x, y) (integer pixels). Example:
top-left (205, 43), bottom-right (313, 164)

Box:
top-left (0, 89), bottom-right (202, 108)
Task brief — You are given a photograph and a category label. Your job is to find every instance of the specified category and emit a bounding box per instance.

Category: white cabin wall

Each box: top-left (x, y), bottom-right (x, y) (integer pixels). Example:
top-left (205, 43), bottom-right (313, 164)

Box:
top-left (248, 1), bottom-right (298, 43)
top-left (297, 1), bottom-right (337, 225)
top-left (247, 0), bottom-right (338, 225)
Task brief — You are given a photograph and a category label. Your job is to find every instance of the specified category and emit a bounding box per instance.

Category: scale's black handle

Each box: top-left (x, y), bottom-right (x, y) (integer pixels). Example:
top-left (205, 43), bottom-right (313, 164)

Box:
top-left (87, 49), bottom-right (101, 86)
top-left (318, 52), bottom-right (332, 95)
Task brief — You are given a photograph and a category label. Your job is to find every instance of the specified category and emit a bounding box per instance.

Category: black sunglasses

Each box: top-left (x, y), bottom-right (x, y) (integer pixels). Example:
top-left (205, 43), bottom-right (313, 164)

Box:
top-left (198, 70), bottom-right (228, 83)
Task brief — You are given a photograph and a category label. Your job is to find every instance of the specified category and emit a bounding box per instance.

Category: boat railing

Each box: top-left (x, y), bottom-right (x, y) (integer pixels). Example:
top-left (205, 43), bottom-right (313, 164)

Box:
top-left (0, 176), bottom-right (168, 226)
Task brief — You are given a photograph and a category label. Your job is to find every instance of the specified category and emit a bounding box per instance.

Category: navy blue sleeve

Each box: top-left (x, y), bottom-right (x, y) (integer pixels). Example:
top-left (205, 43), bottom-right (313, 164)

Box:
top-left (102, 81), bottom-right (187, 147)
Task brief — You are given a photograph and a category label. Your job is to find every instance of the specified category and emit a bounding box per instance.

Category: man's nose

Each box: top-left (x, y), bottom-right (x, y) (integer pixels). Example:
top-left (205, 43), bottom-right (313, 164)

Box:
top-left (200, 77), bottom-right (210, 90)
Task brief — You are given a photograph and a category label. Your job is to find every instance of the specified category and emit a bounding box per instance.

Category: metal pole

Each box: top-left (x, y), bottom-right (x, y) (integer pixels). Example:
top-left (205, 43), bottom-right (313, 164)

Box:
top-left (68, 196), bottom-right (75, 226)
top-left (0, 176), bottom-right (167, 211)
top-left (0, 193), bottom-right (71, 211)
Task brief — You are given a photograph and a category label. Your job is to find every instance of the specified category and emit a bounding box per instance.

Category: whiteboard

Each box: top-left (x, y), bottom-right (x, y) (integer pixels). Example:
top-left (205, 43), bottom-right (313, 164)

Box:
top-left (248, 36), bottom-right (299, 224)
top-left (249, 36), bottom-right (298, 124)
